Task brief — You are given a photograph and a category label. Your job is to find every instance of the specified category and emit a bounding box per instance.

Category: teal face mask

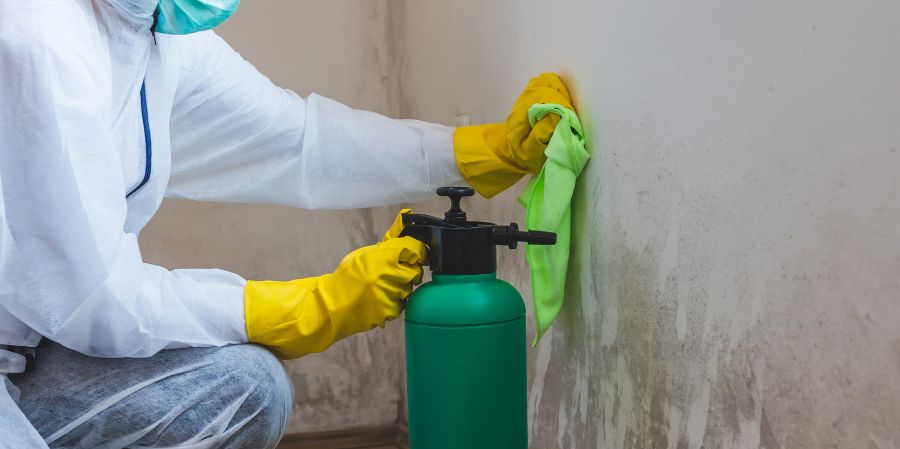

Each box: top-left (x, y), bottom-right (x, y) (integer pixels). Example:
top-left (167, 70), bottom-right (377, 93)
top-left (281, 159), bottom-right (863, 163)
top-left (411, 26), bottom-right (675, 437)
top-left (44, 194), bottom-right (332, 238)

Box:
top-left (154, 0), bottom-right (240, 35)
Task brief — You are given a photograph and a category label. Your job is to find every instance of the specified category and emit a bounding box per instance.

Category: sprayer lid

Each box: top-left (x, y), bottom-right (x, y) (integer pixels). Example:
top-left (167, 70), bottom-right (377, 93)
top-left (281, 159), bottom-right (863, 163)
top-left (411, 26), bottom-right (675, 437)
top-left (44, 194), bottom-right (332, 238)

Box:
top-left (399, 187), bottom-right (556, 275)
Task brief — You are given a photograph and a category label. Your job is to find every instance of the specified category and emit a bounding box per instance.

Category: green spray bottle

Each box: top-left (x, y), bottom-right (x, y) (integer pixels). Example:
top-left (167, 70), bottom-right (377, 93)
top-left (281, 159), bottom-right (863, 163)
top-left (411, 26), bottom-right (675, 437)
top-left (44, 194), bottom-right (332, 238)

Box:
top-left (400, 187), bottom-right (556, 449)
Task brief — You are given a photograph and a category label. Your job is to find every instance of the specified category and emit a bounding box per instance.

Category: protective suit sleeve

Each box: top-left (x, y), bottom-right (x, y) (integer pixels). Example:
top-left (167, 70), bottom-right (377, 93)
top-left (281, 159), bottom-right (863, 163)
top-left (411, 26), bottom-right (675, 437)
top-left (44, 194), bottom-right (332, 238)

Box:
top-left (165, 31), bottom-right (464, 210)
top-left (0, 4), bottom-right (247, 357)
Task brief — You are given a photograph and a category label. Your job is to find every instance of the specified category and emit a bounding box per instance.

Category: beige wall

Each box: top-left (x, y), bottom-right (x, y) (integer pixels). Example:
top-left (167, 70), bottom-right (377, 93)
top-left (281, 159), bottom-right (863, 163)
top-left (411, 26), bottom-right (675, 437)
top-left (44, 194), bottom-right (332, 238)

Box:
top-left (139, 0), bottom-right (406, 434)
top-left (143, 0), bottom-right (900, 446)
top-left (396, 0), bottom-right (900, 448)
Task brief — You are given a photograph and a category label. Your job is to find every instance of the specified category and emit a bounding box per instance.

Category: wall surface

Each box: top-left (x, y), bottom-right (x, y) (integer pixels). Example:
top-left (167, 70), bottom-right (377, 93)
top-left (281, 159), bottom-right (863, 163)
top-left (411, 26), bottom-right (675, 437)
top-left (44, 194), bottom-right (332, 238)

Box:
top-left (396, 0), bottom-right (900, 448)
top-left (141, 0), bottom-right (900, 446)
top-left (139, 0), bottom-right (406, 434)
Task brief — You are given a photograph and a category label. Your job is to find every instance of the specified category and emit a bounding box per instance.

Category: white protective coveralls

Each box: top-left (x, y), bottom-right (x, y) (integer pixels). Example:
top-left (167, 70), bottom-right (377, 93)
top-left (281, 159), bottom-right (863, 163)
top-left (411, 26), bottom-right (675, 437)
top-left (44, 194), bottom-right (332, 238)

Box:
top-left (0, 0), bottom-right (461, 440)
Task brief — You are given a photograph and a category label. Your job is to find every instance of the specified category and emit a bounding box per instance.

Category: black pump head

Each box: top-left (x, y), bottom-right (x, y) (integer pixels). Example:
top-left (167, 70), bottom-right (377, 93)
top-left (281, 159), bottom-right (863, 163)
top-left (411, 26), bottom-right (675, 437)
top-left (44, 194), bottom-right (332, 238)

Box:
top-left (437, 186), bottom-right (473, 225)
top-left (400, 187), bottom-right (557, 275)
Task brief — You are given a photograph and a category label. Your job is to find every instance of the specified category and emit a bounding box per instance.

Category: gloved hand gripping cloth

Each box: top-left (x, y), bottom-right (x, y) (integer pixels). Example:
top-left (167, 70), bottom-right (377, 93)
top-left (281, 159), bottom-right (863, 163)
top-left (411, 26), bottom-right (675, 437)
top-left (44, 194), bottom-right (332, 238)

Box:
top-left (518, 104), bottom-right (590, 344)
top-left (454, 74), bottom-right (573, 198)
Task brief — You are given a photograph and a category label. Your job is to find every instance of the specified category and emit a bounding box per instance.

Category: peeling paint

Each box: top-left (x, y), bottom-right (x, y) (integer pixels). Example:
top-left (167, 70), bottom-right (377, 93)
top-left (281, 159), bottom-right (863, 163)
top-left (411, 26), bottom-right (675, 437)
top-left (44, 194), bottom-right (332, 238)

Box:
top-left (528, 327), bottom-right (554, 441)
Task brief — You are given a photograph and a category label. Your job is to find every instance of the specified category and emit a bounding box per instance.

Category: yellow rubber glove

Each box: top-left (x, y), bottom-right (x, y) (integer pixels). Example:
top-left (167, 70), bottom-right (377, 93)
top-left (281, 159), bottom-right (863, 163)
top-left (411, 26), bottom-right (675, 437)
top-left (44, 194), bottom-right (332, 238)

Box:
top-left (454, 73), bottom-right (574, 198)
top-left (245, 209), bottom-right (425, 359)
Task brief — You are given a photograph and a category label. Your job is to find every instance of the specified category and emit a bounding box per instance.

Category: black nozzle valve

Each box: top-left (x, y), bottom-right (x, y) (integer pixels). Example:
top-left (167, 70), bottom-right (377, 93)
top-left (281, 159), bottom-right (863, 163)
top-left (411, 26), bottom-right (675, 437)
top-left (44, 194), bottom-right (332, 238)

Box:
top-left (437, 186), bottom-right (475, 226)
top-left (492, 223), bottom-right (557, 249)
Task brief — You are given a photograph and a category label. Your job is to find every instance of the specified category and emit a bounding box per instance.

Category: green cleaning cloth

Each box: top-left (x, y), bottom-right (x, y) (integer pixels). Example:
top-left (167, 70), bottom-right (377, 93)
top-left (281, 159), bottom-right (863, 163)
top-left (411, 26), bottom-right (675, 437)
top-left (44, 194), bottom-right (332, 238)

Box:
top-left (518, 103), bottom-right (590, 345)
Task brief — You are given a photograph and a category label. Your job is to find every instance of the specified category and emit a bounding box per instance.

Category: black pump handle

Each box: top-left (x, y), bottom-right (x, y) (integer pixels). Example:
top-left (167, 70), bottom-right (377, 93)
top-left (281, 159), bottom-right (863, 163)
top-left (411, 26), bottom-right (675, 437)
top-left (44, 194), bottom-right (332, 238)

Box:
top-left (436, 186), bottom-right (475, 199)
top-left (437, 187), bottom-right (474, 225)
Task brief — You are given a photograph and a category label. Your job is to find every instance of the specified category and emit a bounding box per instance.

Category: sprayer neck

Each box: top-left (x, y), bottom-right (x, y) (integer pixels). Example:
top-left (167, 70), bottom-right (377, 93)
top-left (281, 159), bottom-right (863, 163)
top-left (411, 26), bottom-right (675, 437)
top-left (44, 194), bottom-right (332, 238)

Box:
top-left (430, 273), bottom-right (497, 284)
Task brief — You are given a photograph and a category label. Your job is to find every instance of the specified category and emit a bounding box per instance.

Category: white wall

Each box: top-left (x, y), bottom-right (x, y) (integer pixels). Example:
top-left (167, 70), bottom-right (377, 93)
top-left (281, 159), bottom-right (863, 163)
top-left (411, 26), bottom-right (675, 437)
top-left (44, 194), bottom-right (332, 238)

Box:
top-left (139, 0), bottom-right (406, 434)
top-left (396, 0), bottom-right (900, 448)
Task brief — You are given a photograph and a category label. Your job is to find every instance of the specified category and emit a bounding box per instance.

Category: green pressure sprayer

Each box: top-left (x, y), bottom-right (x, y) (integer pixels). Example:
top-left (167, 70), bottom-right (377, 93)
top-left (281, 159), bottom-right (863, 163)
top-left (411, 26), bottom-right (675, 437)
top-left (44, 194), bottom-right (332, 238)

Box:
top-left (400, 187), bottom-right (556, 449)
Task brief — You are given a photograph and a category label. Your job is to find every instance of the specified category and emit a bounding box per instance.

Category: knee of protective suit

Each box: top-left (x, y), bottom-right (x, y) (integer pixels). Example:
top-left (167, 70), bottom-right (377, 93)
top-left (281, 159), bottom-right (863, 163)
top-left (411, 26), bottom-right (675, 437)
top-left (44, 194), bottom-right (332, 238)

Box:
top-left (214, 344), bottom-right (294, 446)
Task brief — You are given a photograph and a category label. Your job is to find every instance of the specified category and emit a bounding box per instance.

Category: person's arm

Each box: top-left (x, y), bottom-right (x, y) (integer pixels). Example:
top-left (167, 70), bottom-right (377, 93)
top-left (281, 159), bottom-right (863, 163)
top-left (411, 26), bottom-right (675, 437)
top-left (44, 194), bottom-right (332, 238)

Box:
top-left (164, 31), bottom-right (463, 209)
top-left (0, 4), bottom-right (246, 357)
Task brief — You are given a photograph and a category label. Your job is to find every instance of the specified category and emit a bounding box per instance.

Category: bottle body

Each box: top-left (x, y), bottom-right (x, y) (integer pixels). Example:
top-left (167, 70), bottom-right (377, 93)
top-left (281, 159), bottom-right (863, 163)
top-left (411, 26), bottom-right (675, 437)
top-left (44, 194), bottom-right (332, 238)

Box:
top-left (405, 274), bottom-right (527, 449)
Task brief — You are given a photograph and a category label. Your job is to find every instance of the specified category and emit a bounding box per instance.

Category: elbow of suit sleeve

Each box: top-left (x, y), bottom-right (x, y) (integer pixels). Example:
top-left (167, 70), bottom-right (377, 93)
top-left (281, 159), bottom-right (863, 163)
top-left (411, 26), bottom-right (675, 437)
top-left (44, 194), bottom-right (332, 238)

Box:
top-left (10, 235), bottom-right (249, 358)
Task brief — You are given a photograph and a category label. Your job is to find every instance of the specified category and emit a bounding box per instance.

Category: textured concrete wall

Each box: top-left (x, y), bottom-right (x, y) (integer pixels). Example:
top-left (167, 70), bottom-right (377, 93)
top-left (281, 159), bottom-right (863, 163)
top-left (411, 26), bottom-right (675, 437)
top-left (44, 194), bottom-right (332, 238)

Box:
top-left (139, 0), bottom-right (405, 434)
top-left (395, 0), bottom-right (900, 448)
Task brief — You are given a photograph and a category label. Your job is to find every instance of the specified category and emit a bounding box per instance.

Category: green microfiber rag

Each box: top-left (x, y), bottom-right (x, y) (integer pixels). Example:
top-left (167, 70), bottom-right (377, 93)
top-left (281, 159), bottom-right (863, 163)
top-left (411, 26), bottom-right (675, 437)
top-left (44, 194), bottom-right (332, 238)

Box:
top-left (518, 103), bottom-right (590, 345)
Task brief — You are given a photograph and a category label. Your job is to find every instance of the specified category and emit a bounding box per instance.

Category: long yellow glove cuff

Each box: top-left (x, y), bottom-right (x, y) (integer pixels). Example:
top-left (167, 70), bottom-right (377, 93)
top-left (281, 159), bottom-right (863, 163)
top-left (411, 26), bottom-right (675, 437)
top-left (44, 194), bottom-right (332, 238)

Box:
top-left (246, 210), bottom-right (425, 359)
top-left (454, 124), bottom-right (530, 199)
top-left (454, 73), bottom-right (574, 199)
top-left (245, 277), bottom-right (333, 359)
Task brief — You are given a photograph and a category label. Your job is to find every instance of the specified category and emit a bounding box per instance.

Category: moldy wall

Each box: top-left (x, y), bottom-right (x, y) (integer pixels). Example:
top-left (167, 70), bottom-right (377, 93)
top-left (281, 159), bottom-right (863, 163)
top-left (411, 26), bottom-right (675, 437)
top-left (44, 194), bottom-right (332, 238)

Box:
top-left (396, 0), bottom-right (900, 448)
top-left (142, 0), bottom-right (900, 446)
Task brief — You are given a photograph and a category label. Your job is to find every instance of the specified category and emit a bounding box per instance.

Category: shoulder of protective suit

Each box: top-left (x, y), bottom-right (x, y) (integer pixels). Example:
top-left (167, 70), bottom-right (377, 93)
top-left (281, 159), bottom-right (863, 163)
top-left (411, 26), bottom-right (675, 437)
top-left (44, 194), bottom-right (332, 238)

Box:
top-left (157, 30), bottom-right (230, 96)
top-left (0, 0), bottom-right (95, 59)
top-left (156, 29), bottom-right (221, 64)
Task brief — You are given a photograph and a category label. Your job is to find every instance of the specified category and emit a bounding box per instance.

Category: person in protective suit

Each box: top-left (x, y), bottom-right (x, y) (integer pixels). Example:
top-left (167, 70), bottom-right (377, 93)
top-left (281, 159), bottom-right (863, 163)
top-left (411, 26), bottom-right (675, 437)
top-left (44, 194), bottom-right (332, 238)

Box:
top-left (0, 0), bottom-right (573, 447)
